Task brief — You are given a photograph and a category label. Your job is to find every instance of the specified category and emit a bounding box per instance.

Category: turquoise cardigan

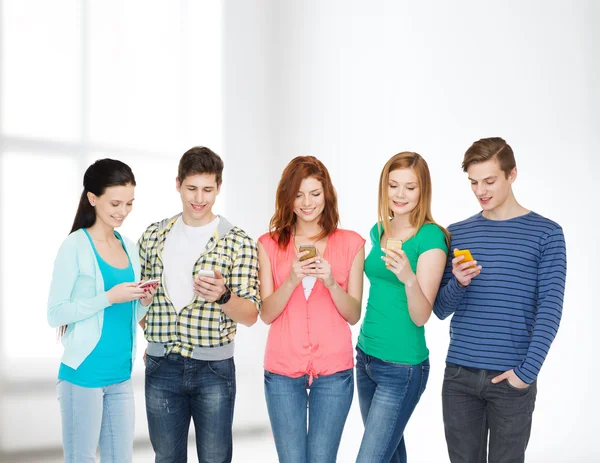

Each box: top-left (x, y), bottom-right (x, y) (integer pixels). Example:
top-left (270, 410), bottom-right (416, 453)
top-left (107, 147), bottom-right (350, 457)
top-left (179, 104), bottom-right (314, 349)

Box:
top-left (47, 229), bottom-right (148, 369)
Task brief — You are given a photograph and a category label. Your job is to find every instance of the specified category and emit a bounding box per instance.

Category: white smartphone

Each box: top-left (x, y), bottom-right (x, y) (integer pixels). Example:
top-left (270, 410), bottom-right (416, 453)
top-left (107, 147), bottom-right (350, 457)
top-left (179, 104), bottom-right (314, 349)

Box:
top-left (138, 278), bottom-right (160, 289)
top-left (196, 269), bottom-right (215, 278)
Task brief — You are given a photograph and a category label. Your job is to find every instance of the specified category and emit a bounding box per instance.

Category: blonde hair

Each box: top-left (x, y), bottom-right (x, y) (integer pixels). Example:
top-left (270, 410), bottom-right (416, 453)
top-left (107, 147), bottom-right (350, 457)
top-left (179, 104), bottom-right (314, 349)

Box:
top-left (377, 152), bottom-right (450, 245)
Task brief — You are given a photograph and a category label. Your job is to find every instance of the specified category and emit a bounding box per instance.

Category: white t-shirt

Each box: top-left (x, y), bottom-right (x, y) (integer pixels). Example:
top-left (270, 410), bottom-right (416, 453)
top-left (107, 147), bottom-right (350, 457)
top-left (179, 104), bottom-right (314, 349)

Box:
top-left (163, 216), bottom-right (220, 313)
top-left (302, 276), bottom-right (317, 300)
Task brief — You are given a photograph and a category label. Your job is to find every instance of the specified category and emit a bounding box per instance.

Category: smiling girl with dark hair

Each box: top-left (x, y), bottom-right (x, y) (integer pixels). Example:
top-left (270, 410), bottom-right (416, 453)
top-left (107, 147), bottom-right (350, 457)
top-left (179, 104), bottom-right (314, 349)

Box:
top-left (48, 158), bottom-right (155, 462)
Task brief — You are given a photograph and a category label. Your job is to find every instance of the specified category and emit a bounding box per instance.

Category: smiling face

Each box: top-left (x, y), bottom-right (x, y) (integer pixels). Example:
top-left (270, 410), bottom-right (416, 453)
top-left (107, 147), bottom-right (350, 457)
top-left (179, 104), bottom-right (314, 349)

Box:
top-left (387, 168), bottom-right (420, 217)
top-left (293, 176), bottom-right (325, 224)
top-left (467, 158), bottom-right (516, 212)
top-left (88, 184), bottom-right (135, 229)
top-left (177, 173), bottom-right (220, 226)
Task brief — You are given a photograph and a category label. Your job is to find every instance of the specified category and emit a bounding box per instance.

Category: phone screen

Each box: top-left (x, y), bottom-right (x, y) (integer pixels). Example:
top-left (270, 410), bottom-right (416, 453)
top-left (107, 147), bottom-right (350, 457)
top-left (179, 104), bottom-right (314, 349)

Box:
top-left (197, 269), bottom-right (215, 278)
top-left (386, 238), bottom-right (403, 251)
top-left (139, 279), bottom-right (159, 288)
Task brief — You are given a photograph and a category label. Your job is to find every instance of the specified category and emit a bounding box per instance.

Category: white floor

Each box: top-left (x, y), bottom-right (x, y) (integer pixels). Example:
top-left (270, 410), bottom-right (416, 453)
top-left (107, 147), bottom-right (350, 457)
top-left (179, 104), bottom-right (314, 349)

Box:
top-left (133, 434), bottom-right (279, 463)
top-left (31, 423), bottom-right (365, 462)
top-left (21, 405), bottom-right (367, 462)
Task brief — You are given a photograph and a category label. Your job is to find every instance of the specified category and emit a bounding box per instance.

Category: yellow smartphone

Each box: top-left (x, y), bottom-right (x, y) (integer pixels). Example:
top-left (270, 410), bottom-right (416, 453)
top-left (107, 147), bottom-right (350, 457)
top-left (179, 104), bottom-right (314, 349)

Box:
top-left (385, 238), bottom-right (403, 251)
top-left (454, 249), bottom-right (475, 266)
top-left (385, 238), bottom-right (403, 268)
top-left (299, 245), bottom-right (317, 262)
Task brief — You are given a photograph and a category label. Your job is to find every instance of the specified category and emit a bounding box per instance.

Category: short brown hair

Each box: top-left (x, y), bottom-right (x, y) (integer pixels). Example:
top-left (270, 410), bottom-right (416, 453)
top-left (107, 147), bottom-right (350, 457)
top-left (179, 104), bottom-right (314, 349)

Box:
top-left (177, 146), bottom-right (224, 185)
top-left (462, 137), bottom-right (515, 178)
top-left (269, 156), bottom-right (339, 249)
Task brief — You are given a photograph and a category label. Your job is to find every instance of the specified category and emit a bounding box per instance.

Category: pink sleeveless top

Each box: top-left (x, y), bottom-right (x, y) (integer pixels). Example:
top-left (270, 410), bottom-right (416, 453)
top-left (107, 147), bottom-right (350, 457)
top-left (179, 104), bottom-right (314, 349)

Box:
top-left (259, 229), bottom-right (365, 381)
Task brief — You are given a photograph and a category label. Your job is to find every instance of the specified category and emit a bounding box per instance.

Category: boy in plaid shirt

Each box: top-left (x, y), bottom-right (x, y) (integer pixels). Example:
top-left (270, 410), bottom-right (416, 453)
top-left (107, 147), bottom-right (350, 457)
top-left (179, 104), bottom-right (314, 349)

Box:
top-left (138, 146), bottom-right (260, 463)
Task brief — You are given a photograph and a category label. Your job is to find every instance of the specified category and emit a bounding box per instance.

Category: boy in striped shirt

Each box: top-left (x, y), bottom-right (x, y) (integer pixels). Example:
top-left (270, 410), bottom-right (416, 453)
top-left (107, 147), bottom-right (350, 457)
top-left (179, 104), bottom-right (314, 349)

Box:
top-left (434, 137), bottom-right (566, 463)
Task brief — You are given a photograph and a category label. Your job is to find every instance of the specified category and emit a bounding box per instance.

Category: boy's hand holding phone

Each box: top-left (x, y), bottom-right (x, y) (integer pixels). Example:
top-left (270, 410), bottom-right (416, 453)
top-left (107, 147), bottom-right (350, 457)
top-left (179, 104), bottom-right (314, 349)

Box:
top-left (193, 269), bottom-right (228, 303)
top-left (452, 249), bottom-right (482, 287)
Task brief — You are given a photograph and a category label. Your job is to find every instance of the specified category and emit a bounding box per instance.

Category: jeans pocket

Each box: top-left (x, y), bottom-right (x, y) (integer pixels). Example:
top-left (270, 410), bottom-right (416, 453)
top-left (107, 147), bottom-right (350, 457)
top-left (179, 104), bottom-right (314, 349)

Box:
top-left (504, 378), bottom-right (531, 392)
top-left (207, 358), bottom-right (234, 382)
top-left (145, 354), bottom-right (163, 375)
top-left (443, 364), bottom-right (462, 380)
top-left (331, 368), bottom-right (353, 377)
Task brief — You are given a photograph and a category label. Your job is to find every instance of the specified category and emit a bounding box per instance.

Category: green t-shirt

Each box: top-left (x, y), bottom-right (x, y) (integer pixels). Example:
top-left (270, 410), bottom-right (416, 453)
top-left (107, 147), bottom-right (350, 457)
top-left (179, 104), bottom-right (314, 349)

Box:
top-left (357, 222), bottom-right (448, 364)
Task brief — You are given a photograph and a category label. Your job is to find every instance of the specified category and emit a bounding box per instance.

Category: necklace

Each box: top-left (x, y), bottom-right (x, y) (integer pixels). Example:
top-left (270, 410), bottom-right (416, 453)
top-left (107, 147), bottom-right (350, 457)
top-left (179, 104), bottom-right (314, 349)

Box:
top-left (388, 225), bottom-right (416, 242)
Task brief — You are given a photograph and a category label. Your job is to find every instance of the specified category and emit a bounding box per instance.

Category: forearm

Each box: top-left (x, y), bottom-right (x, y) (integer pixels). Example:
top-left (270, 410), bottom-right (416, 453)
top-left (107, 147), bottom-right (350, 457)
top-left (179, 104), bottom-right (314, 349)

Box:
top-left (514, 298), bottom-right (563, 383)
top-left (432, 278), bottom-right (466, 319)
top-left (47, 293), bottom-right (111, 327)
top-left (515, 226), bottom-right (566, 384)
top-left (326, 282), bottom-right (361, 325)
top-left (404, 277), bottom-right (433, 327)
top-left (260, 279), bottom-right (297, 325)
top-left (220, 294), bottom-right (259, 327)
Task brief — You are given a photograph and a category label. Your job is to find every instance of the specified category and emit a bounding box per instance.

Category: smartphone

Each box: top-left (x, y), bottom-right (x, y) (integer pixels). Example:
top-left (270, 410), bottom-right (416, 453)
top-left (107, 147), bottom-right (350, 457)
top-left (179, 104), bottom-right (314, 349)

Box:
top-left (454, 249), bottom-right (475, 266)
top-left (197, 269), bottom-right (215, 278)
top-left (298, 245), bottom-right (317, 262)
top-left (385, 238), bottom-right (403, 252)
top-left (138, 278), bottom-right (160, 289)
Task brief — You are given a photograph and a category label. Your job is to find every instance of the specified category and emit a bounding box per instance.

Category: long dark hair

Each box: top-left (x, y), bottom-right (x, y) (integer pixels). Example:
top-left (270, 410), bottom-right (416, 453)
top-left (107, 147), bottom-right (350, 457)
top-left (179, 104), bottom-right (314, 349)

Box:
top-left (70, 159), bottom-right (136, 234)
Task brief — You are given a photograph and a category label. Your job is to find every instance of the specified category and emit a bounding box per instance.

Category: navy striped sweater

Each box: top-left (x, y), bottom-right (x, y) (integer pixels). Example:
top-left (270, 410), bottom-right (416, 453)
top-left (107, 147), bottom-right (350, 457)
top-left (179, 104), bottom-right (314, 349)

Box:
top-left (433, 211), bottom-right (566, 384)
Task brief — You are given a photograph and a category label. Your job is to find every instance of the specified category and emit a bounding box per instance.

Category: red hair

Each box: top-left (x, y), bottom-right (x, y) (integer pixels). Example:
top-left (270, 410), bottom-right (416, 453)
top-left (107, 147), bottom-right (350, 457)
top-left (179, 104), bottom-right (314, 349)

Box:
top-left (270, 156), bottom-right (339, 249)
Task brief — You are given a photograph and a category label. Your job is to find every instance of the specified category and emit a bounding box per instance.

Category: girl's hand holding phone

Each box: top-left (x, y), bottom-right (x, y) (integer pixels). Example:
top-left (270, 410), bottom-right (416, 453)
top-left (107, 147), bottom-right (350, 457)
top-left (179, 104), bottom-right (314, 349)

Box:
top-left (288, 252), bottom-right (318, 287)
top-left (381, 247), bottom-right (416, 285)
top-left (140, 282), bottom-right (158, 306)
top-left (107, 282), bottom-right (146, 304)
top-left (309, 257), bottom-right (335, 288)
top-left (138, 278), bottom-right (160, 289)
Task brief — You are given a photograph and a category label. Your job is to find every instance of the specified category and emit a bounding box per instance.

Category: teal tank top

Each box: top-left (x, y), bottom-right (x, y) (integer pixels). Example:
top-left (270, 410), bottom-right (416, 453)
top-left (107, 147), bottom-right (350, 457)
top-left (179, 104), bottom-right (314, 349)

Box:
top-left (58, 229), bottom-right (135, 387)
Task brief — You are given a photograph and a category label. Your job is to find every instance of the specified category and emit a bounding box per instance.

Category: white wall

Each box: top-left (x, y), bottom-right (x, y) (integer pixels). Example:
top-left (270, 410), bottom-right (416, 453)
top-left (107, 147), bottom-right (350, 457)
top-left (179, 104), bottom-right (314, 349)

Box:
top-left (222, 1), bottom-right (599, 461)
top-left (1, 0), bottom-right (598, 460)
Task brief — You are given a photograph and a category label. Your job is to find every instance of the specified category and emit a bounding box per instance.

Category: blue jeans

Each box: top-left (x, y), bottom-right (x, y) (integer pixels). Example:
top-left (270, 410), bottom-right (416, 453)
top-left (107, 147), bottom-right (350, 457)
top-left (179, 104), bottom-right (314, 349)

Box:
top-left (145, 353), bottom-right (236, 463)
top-left (57, 378), bottom-right (134, 463)
top-left (355, 347), bottom-right (430, 463)
top-left (264, 368), bottom-right (354, 463)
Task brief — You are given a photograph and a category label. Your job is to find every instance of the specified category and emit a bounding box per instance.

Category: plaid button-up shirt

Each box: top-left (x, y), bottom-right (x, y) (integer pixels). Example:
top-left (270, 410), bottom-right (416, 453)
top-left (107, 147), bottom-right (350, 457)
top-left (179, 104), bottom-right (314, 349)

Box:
top-left (138, 214), bottom-right (260, 358)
